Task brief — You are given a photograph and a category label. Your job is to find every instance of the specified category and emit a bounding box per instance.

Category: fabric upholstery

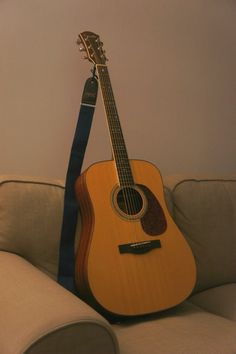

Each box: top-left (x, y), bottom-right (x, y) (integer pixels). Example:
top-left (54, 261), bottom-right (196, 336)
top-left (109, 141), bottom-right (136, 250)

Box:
top-left (114, 302), bottom-right (236, 354)
top-left (0, 176), bottom-right (66, 278)
top-left (0, 251), bottom-right (119, 354)
top-left (1, 175), bottom-right (236, 353)
top-left (172, 179), bottom-right (236, 292)
top-left (189, 283), bottom-right (236, 322)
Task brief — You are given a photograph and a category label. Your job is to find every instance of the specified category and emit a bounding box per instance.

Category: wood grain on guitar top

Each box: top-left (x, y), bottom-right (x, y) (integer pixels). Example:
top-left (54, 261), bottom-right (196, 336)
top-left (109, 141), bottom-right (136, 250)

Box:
top-left (75, 159), bottom-right (196, 318)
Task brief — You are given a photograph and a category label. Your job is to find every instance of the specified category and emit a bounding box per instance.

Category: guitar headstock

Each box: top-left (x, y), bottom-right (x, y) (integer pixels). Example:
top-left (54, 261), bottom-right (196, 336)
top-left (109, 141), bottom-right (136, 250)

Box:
top-left (77, 31), bottom-right (108, 65)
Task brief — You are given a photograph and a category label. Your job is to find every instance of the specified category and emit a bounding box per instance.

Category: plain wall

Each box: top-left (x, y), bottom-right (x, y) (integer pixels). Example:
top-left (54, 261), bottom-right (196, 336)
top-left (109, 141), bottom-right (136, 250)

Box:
top-left (0, 0), bottom-right (235, 180)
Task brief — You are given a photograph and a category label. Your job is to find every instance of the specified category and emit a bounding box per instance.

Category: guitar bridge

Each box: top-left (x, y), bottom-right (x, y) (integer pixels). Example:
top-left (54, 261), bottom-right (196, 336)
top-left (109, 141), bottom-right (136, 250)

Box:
top-left (119, 240), bottom-right (161, 254)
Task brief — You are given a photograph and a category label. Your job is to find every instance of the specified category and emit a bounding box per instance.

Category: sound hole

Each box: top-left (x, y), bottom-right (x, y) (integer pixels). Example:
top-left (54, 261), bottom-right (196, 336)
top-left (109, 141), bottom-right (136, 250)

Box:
top-left (116, 186), bottom-right (144, 216)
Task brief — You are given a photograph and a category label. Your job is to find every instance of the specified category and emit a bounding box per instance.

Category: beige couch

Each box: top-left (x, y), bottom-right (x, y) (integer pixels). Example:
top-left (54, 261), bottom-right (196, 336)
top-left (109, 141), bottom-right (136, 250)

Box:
top-left (0, 175), bottom-right (235, 354)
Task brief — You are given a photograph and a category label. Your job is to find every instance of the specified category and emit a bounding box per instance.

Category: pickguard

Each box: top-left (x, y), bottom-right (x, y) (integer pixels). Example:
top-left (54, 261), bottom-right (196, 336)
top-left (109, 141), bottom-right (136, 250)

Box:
top-left (139, 184), bottom-right (167, 235)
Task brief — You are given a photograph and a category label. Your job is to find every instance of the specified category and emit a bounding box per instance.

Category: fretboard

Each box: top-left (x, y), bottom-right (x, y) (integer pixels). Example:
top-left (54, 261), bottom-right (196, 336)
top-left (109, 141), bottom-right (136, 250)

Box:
top-left (97, 65), bottom-right (134, 186)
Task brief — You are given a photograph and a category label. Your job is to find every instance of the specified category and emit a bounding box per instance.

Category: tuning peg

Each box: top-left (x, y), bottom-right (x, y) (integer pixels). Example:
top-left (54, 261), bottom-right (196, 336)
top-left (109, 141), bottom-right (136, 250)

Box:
top-left (76, 37), bottom-right (82, 45)
top-left (79, 46), bottom-right (86, 52)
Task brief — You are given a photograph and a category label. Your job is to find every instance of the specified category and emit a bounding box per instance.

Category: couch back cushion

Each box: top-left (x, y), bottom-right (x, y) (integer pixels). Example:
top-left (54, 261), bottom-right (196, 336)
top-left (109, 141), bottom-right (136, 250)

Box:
top-left (0, 175), bottom-right (173, 282)
top-left (172, 179), bottom-right (236, 293)
top-left (1, 175), bottom-right (235, 294)
top-left (0, 176), bottom-right (66, 278)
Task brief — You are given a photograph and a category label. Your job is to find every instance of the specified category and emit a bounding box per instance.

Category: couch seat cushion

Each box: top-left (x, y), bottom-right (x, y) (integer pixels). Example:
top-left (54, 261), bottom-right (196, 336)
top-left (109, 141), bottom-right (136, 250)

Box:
top-left (189, 283), bottom-right (236, 322)
top-left (113, 302), bottom-right (236, 354)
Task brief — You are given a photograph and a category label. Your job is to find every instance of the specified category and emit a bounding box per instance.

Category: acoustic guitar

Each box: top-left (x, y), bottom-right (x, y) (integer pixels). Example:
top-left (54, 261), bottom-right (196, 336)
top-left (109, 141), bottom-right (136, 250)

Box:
top-left (75, 31), bottom-right (196, 319)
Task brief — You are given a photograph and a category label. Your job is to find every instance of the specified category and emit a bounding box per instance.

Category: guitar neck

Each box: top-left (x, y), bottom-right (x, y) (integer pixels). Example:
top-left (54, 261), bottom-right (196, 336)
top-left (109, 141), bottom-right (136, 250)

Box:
top-left (96, 65), bottom-right (134, 186)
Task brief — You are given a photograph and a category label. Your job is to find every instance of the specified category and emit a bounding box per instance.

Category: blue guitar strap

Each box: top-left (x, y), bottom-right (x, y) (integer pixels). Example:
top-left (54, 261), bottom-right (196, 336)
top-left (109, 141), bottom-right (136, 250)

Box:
top-left (57, 74), bottom-right (98, 294)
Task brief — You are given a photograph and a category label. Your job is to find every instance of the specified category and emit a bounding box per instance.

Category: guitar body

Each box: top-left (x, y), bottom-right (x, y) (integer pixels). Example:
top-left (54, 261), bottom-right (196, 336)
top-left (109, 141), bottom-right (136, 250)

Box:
top-left (75, 159), bottom-right (196, 318)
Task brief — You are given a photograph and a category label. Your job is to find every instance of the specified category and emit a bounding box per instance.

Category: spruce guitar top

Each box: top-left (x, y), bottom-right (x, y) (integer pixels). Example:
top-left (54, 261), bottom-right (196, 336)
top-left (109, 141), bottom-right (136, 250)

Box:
top-left (75, 31), bottom-right (196, 320)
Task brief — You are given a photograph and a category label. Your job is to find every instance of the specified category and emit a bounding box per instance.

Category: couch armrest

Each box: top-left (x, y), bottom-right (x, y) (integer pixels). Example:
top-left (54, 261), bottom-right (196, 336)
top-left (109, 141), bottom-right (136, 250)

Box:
top-left (0, 251), bottom-right (119, 354)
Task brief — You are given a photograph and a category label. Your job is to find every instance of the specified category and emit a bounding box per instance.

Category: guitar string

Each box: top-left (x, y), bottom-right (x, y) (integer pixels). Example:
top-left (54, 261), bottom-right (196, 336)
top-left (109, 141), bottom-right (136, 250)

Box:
top-left (100, 66), bottom-right (139, 217)
top-left (98, 66), bottom-right (130, 211)
top-left (94, 41), bottom-right (141, 221)
top-left (100, 66), bottom-right (133, 216)
top-left (101, 67), bottom-right (147, 249)
top-left (107, 67), bottom-right (143, 222)
top-left (98, 66), bottom-right (136, 217)
top-left (97, 67), bottom-right (134, 213)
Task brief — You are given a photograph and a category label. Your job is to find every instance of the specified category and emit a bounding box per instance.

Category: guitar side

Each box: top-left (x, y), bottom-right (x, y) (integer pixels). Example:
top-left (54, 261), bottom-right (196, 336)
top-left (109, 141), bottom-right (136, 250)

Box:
top-left (75, 159), bottom-right (196, 318)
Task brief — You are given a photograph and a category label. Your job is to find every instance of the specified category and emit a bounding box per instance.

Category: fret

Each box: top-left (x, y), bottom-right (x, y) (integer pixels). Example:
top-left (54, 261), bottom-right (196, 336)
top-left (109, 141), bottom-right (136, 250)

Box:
top-left (97, 65), bottom-right (134, 186)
